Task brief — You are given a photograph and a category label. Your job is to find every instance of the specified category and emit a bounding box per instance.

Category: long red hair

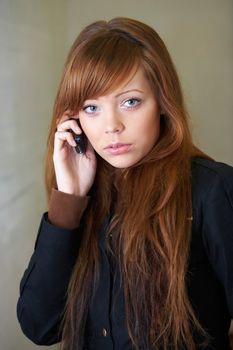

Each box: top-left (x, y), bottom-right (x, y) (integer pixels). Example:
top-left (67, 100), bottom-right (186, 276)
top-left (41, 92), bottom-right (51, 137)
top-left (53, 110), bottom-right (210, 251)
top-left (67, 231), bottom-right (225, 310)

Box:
top-left (44, 17), bottom-right (210, 349)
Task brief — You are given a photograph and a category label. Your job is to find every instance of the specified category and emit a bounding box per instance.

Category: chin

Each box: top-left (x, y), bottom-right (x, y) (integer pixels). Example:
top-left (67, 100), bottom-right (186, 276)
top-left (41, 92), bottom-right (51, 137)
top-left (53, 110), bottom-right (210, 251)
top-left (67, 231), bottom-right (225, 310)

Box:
top-left (103, 156), bottom-right (141, 169)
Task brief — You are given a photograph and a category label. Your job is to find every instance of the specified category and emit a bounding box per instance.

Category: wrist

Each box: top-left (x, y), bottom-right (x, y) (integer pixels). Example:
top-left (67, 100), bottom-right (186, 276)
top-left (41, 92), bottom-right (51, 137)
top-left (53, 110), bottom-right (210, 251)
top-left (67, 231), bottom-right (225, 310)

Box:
top-left (57, 187), bottom-right (87, 197)
top-left (49, 188), bottom-right (90, 229)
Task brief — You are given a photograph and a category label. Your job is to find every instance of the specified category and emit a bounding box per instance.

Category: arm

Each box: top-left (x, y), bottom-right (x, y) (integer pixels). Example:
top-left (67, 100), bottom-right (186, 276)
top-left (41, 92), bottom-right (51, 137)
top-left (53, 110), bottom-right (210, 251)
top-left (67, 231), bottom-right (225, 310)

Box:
top-left (17, 112), bottom-right (95, 344)
top-left (17, 189), bottom-right (89, 345)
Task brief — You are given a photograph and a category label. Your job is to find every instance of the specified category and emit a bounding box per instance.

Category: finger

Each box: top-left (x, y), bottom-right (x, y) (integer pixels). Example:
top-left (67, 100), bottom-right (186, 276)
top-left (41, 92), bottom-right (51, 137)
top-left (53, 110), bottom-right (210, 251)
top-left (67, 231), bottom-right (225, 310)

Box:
top-left (57, 119), bottom-right (82, 134)
top-left (54, 130), bottom-right (77, 153)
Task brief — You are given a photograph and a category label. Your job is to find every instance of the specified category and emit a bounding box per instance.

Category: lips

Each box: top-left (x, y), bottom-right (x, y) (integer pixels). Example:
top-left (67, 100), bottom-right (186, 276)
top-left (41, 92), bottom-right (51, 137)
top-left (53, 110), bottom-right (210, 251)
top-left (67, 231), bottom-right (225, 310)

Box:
top-left (105, 143), bottom-right (130, 149)
top-left (104, 143), bottom-right (131, 155)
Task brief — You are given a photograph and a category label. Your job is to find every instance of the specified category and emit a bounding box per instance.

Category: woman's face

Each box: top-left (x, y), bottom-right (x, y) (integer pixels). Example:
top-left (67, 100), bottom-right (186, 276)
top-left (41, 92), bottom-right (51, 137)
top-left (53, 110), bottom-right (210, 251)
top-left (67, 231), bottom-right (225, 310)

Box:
top-left (78, 67), bottom-right (161, 168)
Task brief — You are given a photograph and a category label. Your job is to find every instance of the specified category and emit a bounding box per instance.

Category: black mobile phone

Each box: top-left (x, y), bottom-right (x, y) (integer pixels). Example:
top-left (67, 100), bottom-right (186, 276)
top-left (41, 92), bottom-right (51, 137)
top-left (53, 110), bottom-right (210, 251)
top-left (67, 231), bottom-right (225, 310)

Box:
top-left (73, 132), bottom-right (87, 154)
top-left (69, 118), bottom-right (87, 154)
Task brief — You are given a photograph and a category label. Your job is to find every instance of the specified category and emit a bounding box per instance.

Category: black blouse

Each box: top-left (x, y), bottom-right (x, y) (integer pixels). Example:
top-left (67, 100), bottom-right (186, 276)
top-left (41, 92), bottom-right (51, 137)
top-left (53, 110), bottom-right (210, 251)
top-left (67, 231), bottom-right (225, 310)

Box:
top-left (17, 157), bottom-right (233, 349)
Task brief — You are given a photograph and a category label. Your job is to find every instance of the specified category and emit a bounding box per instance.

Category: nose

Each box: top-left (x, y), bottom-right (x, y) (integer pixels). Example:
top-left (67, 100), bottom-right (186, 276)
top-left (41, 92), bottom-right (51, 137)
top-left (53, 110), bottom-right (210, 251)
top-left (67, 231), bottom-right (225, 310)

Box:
top-left (105, 109), bottom-right (124, 134)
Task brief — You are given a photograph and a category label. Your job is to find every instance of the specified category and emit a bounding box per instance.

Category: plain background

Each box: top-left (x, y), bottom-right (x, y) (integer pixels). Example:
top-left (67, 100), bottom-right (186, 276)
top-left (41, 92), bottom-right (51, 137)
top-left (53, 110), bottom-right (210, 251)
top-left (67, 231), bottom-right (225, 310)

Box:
top-left (0, 0), bottom-right (232, 349)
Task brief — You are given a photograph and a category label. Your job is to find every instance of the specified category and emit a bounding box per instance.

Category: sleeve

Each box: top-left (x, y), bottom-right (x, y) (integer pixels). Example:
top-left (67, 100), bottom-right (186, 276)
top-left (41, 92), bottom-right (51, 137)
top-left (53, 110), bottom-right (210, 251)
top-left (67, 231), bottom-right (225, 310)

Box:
top-left (16, 211), bottom-right (85, 345)
top-left (202, 168), bottom-right (233, 318)
top-left (48, 188), bottom-right (90, 229)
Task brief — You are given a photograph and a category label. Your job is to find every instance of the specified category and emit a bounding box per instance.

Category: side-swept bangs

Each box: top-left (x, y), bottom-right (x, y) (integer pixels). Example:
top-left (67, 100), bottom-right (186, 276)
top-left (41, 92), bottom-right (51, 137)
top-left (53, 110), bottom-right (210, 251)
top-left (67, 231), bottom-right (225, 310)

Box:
top-left (61, 31), bottom-right (142, 113)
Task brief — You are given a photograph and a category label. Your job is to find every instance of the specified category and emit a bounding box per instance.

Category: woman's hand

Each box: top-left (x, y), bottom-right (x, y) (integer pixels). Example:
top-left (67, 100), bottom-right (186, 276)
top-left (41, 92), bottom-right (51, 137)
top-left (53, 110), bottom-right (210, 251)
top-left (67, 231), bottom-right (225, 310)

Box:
top-left (53, 111), bottom-right (97, 196)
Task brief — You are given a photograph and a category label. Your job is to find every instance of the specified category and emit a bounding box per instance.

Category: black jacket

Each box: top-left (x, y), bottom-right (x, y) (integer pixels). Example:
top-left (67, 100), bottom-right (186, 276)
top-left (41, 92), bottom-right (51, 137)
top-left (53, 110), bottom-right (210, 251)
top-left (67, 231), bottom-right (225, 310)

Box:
top-left (17, 157), bottom-right (233, 349)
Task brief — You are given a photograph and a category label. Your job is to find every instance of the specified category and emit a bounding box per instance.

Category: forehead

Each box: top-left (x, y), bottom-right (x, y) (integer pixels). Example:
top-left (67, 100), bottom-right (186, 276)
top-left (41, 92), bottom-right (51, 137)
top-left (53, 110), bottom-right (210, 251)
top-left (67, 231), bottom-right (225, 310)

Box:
top-left (115, 67), bottom-right (151, 91)
top-left (86, 66), bottom-right (152, 100)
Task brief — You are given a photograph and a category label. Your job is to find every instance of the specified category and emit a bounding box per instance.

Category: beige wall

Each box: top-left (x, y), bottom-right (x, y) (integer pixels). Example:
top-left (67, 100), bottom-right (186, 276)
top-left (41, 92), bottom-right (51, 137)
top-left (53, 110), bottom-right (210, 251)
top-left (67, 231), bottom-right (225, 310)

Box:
top-left (0, 0), bottom-right (66, 349)
top-left (0, 0), bottom-right (232, 349)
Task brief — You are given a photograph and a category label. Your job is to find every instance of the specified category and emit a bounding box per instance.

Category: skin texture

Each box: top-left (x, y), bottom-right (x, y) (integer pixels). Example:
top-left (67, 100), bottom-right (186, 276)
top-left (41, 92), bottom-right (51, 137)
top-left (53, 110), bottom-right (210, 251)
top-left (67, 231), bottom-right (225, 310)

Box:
top-left (78, 67), bottom-right (161, 169)
top-left (53, 67), bottom-right (161, 195)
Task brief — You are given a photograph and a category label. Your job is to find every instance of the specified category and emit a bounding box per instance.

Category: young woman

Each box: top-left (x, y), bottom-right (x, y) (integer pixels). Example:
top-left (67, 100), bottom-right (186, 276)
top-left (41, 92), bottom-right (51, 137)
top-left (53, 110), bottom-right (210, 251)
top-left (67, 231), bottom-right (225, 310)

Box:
top-left (17, 17), bottom-right (233, 350)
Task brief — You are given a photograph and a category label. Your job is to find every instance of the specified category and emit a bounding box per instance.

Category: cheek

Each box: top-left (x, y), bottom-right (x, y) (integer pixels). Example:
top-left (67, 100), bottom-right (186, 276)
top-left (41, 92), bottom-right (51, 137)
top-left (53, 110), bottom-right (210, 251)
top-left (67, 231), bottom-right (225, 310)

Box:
top-left (79, 120), bottom-right (96, 141)
top-left (80, 123), bottom-right (103, 151)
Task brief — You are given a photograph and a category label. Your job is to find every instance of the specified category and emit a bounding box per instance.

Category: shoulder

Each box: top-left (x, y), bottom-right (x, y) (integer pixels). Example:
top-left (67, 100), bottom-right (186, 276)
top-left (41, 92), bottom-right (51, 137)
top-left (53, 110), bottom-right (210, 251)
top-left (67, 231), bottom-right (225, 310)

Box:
top-left (191, 157), bottom-right (233, 204)
top-left (191, 156), bottom-right (233, 186)
top-left (190, 158), bottom-right (233, 317)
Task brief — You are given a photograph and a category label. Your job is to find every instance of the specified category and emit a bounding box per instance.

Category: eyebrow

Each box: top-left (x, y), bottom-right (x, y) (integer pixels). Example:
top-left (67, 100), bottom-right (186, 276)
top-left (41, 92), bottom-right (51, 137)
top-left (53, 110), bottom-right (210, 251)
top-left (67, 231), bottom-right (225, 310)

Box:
top-left (115, 89), bottom-right (144, 98)
top-left (84, 89), bottom-right (144, 103)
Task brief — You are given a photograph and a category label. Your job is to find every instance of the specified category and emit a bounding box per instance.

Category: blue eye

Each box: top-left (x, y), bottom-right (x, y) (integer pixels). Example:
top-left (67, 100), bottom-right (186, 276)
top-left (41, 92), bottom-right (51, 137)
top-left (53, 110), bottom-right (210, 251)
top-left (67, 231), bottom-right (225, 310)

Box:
top-left (123, 98), bottom-right (141, 108)
top-left (83, 105), bottom-right (98, 114)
